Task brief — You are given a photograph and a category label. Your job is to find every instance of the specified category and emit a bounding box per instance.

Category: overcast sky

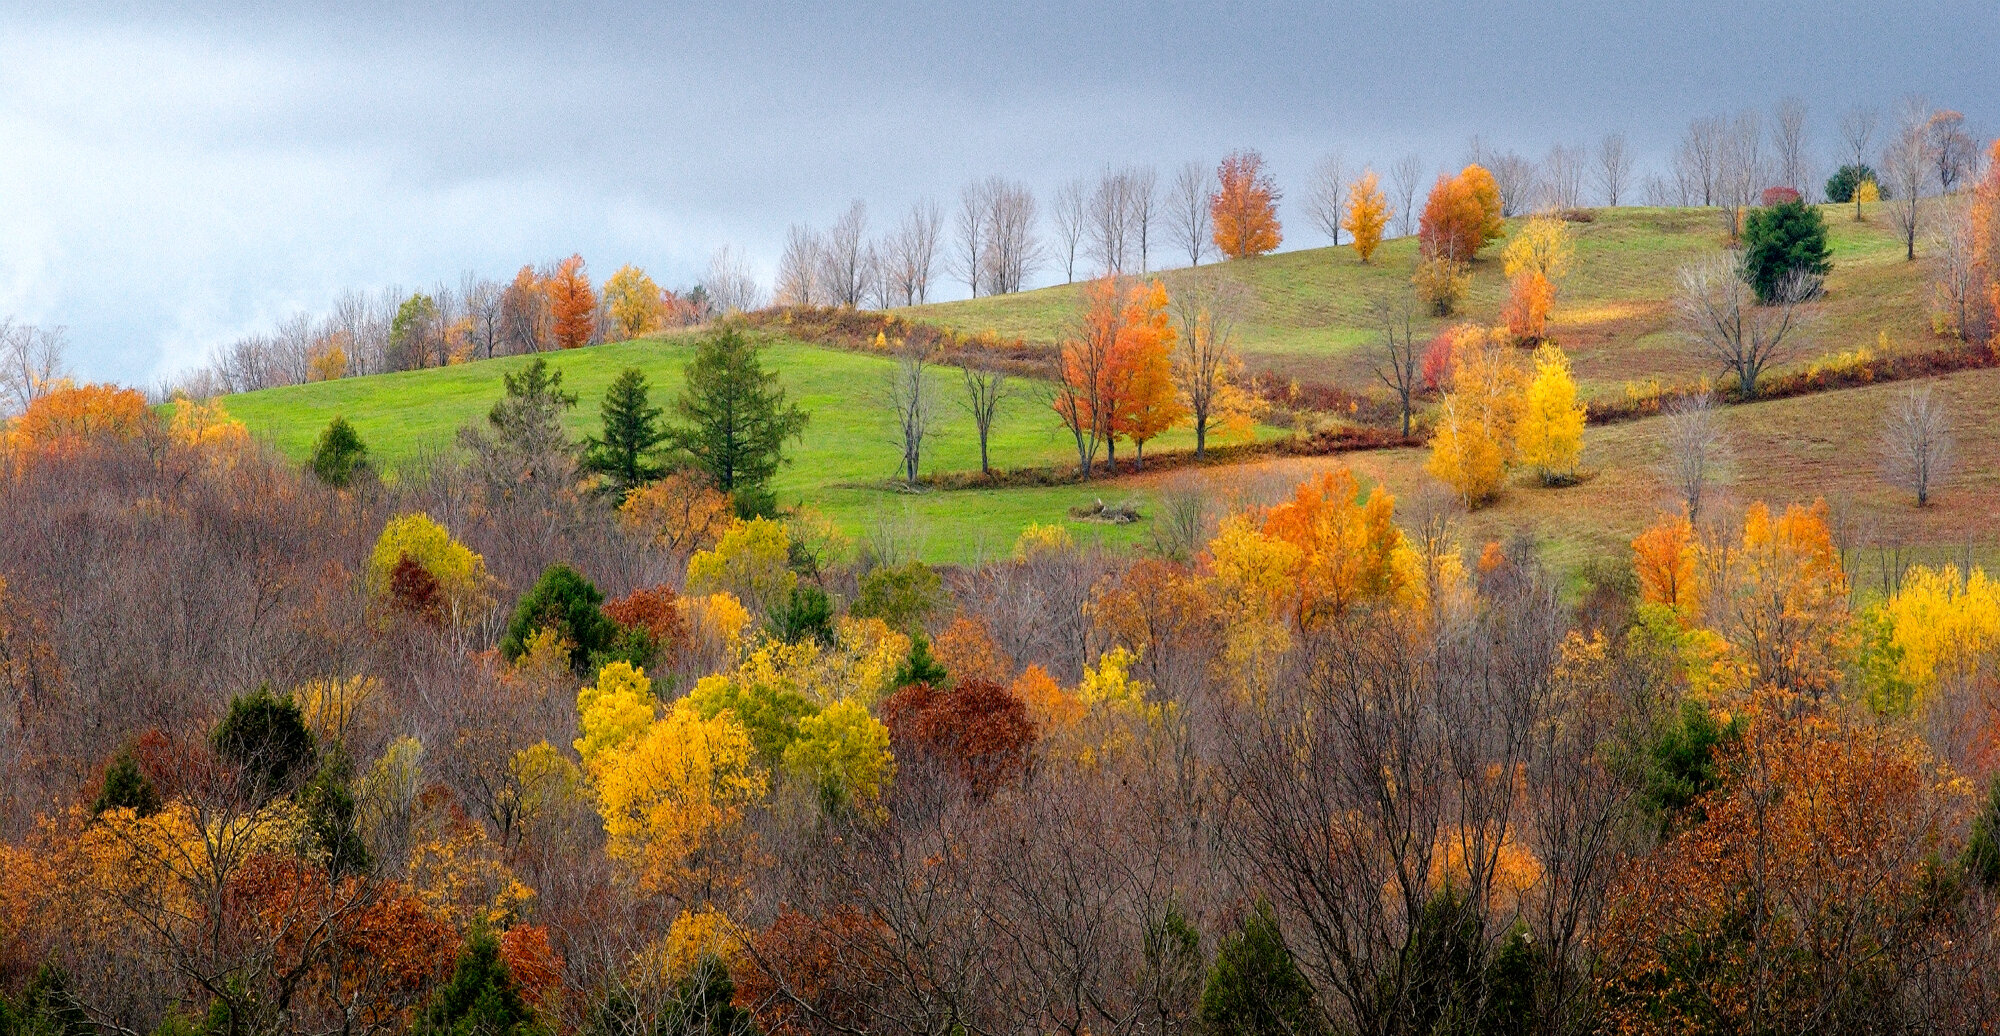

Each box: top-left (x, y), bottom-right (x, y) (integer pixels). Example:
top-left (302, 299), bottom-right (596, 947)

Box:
top-left (3, 0), bottom-right (1996, 384)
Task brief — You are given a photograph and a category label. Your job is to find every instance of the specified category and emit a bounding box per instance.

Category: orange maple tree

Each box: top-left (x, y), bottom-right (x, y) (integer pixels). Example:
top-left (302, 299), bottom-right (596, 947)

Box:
top-left (1211, 150), bottom-right (1283, 259)
top-left (6, 382), bottom-right (150, 453)
top-left (1106, 280), bottom-right (1184, 468)
top-left (547, 254), bottom-right (598, 349)
top-left (1259, 469), bottom-right (1416, 626)
top-left (1418, 164), bottom-right (1505, 262)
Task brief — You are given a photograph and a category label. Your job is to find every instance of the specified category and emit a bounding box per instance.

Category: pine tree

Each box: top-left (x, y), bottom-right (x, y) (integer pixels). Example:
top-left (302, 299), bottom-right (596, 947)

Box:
top-left (582, 367), bottom-right (667, 500)
top-left (91, 747), bottom-right (161, 818)
top-left (669, 327), bottom-right (809, 517)
top-left (500, 563), bottom-right (618, 673)
top-left (1198, 902), bottom-right (1324, 1036)
top-left (461, 356), bottom-right (578, 490)
top-left (418, 927), bottom-right (543, 1036)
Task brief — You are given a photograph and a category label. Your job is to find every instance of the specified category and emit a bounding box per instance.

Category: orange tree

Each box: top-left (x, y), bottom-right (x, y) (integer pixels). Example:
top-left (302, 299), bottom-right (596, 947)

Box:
top-left (1211, 150), bottom-right (1283, 259)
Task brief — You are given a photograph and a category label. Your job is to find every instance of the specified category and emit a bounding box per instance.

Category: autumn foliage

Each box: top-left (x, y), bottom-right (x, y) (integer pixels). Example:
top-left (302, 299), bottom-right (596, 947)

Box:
top-left (1418, 164), bottom-right (1505, 262)
top-left (1341, 170), bottom-right (1391, 263)
top-left (547, 254), bottom-right (598, 349)
top-left (1053, 277), bottom-right (1185, 474)
top-left (1210, 150), bottom-right (1283, 259)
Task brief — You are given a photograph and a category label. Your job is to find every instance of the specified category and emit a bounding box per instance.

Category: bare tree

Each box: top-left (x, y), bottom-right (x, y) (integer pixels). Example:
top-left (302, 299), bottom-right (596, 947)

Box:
top-left (880, 199), bottom-right (944, 306)
top-left (1657, 393), bottom-right (1730, 523)
top-left (1883, 97), bottom-right (1937, 261)
top-left (1717, 109), bottom-right (1766, 238)
top-left (1773, 97), bottom-right (1812, 199)
top-left (980, 178), bottom-right (1043, 295)
top-left (1839, 106), bottom-right (1879, 221)
top-left (1370, 294), bottom-right (1422, 437)
top-left (821, 200), bottom-right (871, 307)
top-left (1593, 133), bottom-right (1632, 207)
top-left (958, 360), bottom-right (1012, 477)
top-left (774, 224), bottom-right (828, 306)
top-left (1128, 165), bottom-right (1159, 273)
top-left (1927, 109), bottom-right (1976, 193)
top-left (1088, 168), bottom-right (1136, 275)
top-left (0, 319), bottom-right (69, 414)
top-left (462, 274), bottom-right (506, 359)
top-left (1880, 384), bottom-right (1954, 506)
top-left (1674, 255), bottom-right (1817, 399)
top-left (1051, 179), bottom-right (1090, 283)
top-left (704, 245), bottom-right (764, 314)
top-left (1303, 153), bottom-right (1348, 246)
top-left (1542, 143), bottom-right (1587, 210)
top-left (1169, 273), bottom-right (1248, 458)
top-left (1931, 198), bottom-right (1986, 342)
top-left (955, 180), bottom-right (992, 297)
top-left (1389, 153), bottom-right (1425, 237)
top-left (1486, 150), bottom-right (1541, 216)
top-left (885, 339), bottom-right (939, 486)
top-left (1164, 161), bottom-right (1214, 268)
top-left (1675, 115), bottom-right (1725, 205)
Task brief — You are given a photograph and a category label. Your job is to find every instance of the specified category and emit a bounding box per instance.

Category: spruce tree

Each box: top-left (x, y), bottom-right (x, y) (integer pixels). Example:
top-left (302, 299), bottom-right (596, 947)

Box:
top-left (92, 747), bottom-right (161, 818)
top-left (307, 416), bottom-right (369, 487)
top-left (418, 927), bottom-right (542, 1036)
top-left (1741, 199), bottom-right (1832, 304)
top-left (582, 367), bottom-right (667, 500)
top-left (669, 327), bottom-right (807, 517)
top-left (1198, 902), bottom-right (1323, 1036)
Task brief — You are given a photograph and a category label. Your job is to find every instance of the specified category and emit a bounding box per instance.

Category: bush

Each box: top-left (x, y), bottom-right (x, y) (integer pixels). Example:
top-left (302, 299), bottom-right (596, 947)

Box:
top-left (500, 563), bottom-right (618, 672)
top-left (308, 416), bottom-right (369, 487)
top-left (851, 561), bottom-right (946, 633)
top-left (1825, 163), bottom-right (1884, 203)
top-left (1759, 185), bottom-right (1802, 207)
top-left (1740, 199), bottom-right (1832, 304)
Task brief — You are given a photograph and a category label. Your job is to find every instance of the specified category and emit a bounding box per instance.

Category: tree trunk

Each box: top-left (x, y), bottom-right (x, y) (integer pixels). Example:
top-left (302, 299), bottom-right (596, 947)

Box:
top-left (1195, 417), bottom-right (1207, 459)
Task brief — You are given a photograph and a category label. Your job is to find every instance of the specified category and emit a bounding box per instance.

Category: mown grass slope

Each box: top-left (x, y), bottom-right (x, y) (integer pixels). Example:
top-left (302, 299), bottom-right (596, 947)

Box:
top-left (223, 332), bottom-right (1269, 563)
top-left (904, 204), bottom-right (1932, 398)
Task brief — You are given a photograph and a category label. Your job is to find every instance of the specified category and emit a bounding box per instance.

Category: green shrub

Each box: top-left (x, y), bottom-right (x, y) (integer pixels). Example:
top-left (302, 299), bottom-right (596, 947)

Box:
top-left (212, 686), bottom-right (317, 800)
top-left (500, 564), bottom-right (618, 672)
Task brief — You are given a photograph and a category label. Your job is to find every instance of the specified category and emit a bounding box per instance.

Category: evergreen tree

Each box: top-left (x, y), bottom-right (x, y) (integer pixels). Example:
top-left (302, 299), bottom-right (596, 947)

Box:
top-left (1, 965), bottom-right (93, 1036)
top-left (1824, 163), bottom-right (1882, 204)
top-left (418, 927), bottom-right (543, 1036)
top-left (500, 563), bottom-right (618, 672)
top-left (307, 416), bottom-right (369, 487)
top-left (1741, 199), bottom-right (1833, 304)
top-left (659, 956), bottom-right (754, 1036)
top-left (301, 750), bottom-right (371, 878)
top-left (582, 367), bottom-right (668, 500)
top-left (892, 632), bottom-right (949, 690)
top-left (461, 356), bottom-right (578, 490)
top-left (212, 686), bottom-right (317, 802)
top-left (768, 583), bottom-right (834, 647)
top-left (92, 746), bottom-right (161, 818)
top-left (1198, 902), bottom-right (1324, 1036)
top-left (669, 327), bottom-right (808, 517)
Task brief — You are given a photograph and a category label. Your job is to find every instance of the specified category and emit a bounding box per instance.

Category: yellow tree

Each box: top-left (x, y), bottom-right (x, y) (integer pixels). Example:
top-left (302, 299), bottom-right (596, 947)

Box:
top-left (366, 513), bottom-right (493, 622)
top-left (1258, 469), bottom-right (1423, 626)
top-left (1500, 216), bottom-right (1575, 343)
top-left (603, 265), bottom-right (668, 341)
top-left (1426, 336), bottom-right (1526, 507)
top-left (1341, 170), bottom-right (1391, 263)
top-left (1515, 343), bottom-right (1586, 484)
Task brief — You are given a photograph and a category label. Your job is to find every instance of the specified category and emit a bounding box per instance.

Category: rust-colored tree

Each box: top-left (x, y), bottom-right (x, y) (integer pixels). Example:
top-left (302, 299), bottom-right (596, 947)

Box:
top-left (1418, 164), bottom-right (1505, 262)
top-left (880, 678), bottom-right (1037, 797)
top-left (547, 254), bottom-right (598, 349)
top-left (1210, 150), bottom-right (1283, 259)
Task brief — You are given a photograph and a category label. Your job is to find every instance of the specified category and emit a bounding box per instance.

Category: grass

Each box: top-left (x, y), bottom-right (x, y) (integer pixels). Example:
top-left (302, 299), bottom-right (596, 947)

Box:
top-left (903, 204), bottom-right (1935, 400)
top-left (222, 332), bottom-right (1272, 564)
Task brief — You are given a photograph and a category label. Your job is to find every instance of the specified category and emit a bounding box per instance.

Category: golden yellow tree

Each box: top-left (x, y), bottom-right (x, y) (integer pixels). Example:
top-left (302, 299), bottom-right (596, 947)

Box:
top-left (1341, 170), bottom-right (1391, 263)
top-left (1515, 343), bottom-right (1586, 484)
top-left (603, 265), bottom-right (668, 341)
top-left (1425, 336), bottom-right (1526, 507)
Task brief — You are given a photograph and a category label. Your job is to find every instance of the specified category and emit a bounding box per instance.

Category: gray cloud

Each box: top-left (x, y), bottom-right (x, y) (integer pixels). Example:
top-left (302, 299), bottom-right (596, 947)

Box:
top-left (1, 0), bottom-right (1994, 382)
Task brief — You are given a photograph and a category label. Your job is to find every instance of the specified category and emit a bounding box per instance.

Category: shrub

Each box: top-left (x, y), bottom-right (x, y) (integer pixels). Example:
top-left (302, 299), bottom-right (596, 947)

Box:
top-left (500, 563), bottom-right (618, 672)
top-left (1760, 185), bottom-right (1802, 207)
top-left (850, 562), bottom-right (946, 633)
top-left (1741, 199), bottom-right (1832, 304)
top-left (308, 416), bottom-right (369, 487)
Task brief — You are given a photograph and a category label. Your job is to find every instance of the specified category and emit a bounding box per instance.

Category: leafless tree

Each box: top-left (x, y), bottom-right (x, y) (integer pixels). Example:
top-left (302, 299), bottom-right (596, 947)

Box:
top-left (1164, 161), bottom-right (1214, 268)
top-left (820, 200), bottom-right (872, 307)
top-left (1773, 97), bottom-right (1812, 199)
top-left (1303, 153), bottom-right (1348, 246)
top-left (1088, 168), bottom-right (1137, 275)
top-left (461, 274), bottom-right (505, 359)
top-left (1884, 97), bottom-right (1937, 260)
top-left (958, 359), bottom-right (1011, 477)
top-left (1168, 272), bottom-right (1248, 458)
top-left (1880, 384), bottom-right (1954, 506)
top-left (1128, 165), bottom-right (1159, 273)
top-left (1370, 293), bottom-right (1422, 437)
top-left (955, 180), bottom-right (992, 297)
top-left (980, 178), bottom-right (1043, 295)
top-left (1931, 198), bottom-right (1986, 342)
top-left (1389, 153), bottom-right (1425, 238)
top-left (1839, 105), bottom-right (1879, 220)
top-left (0, 318), bottom-right (70, 414)
top-left (1675, 115), bottom-right (1725, 205)
top-left (1656, 393), bottom-right (1730, 523)
top-left (1542, 143), bottom-right (1587, 210)
top-left (1717, 109), bottom-right (1766, 238)
top-left (881, 199), bottom-right (944, 305)
top-left (1051, 179), bottom-right (1090, 283)
top-left (1486, 149), bottom-right (1541, 216)
top-left (1674, 255), bottom-right (1817, 399)
top-left (1927, 109), bottom-right (1976, 193)
top-left (885, 338), bottom-right (939, 486)
top-left (704, 244), bottom-right (764, 313)
top-left (774, 224), bottom-right (828, 306)
top-left (1593, 133), bottom-right (1632, 207)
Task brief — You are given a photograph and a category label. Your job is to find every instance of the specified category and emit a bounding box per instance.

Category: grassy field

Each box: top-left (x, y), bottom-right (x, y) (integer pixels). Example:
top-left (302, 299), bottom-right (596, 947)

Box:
top-left (904, 204), bottom-right (1933, 398)
top-left (223, 332), bottom-right (1272, 563)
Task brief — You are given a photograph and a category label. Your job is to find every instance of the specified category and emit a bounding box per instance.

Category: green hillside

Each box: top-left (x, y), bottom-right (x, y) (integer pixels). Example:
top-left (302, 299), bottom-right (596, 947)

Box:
top-left (223, 333), bottom-right (1261, 563)
top-left (904, 204), bottom-right (1930, 398)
